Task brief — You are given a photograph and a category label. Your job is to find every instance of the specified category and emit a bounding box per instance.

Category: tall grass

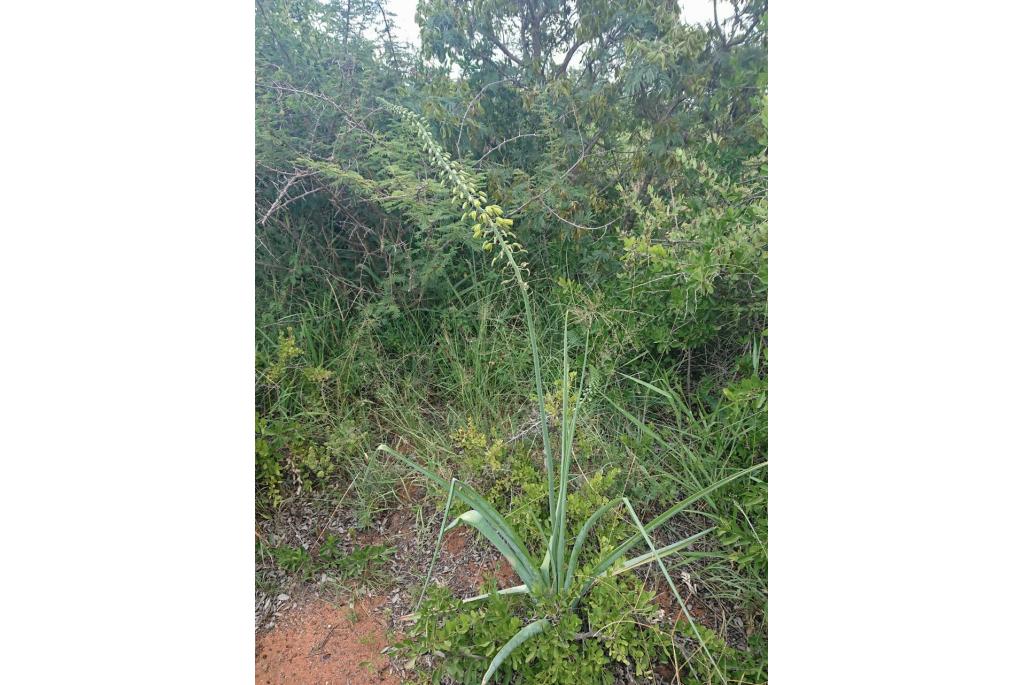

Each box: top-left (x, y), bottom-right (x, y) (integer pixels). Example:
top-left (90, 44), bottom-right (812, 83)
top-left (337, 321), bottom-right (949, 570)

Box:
top-left (604, 362), bottom-right (769, 617)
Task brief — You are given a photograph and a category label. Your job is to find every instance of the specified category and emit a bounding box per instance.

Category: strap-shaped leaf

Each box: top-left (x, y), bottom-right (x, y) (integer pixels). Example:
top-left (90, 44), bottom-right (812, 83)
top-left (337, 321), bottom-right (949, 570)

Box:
top-left (540, 545), bottom-right (552, 583)
top-left (379, 445), bottom-right (532, 552)
top-left (621, 498), bottom-right (726, 685)
top-left (378, 444), bottom-right (542, 587)
top-left (481, 618), bottom-right (550, 685)
top-left (617, 371), bottom-right (678, 403)
top-left (572, 529), bottom-right (713, 604)
top-left (563, 496), bottom-right (623, 591)
top-left (603, 394), bottom-right (671, 451)
top-left (553, 313), bottom-right (572, 584)
top-left (605, 529), bottom-right (712, 575)
top-left (447, 510), bottom-right (539, 589)
top-left (587, 461), bottom-right (767, 583)
top-left (462, 584), bottom-right (530, 604)
top-left (416, 477), bottom-right (457, 611)
top-left (552, 317), bottom-right (592, 588)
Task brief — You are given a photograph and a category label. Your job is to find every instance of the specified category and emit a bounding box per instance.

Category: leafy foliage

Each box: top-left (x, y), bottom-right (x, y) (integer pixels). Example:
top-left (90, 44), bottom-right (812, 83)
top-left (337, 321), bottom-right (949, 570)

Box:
top-left (258, 537), bottom-right (393, 584)
top-left (403, 577), bottom-right (670, 685)
top-left (255, 0), bottom-right (768, 681)
top-left (376, 104), bottom-right (765, 685)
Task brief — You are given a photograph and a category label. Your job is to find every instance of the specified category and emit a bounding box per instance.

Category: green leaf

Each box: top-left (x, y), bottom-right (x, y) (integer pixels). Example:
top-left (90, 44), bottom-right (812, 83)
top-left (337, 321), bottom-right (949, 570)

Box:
top-left (416, 477), bottom-right (457, 611)
top-left (563, 496), bottom-right (623, 591)
top-left (575, 461), bottom-right (768, 603)
top-left (378, 445), bottom-right (537, 571)
top-left (447, 510), bottom-right (540, 589)
top-left (481, 618), bottom-right (550, 685)
top-left (461, 584), bottom-right (530, 604)
top-left (608, 529), bottom-right (713, 574)
top-left (621, 498), bottom-right (726, 685)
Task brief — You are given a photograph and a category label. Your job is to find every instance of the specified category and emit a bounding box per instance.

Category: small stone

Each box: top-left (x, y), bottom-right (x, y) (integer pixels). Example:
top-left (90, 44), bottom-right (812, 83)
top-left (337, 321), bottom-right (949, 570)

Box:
top-left (277, 593), bottom-right (290, 601)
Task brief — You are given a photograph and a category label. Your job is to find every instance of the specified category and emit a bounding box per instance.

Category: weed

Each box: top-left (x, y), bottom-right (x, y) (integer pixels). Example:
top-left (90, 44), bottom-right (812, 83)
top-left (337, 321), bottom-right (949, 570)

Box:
top-left (318, 534), bottom-right (394, 583)
top-left (259, 538), bottom-right (394, 587)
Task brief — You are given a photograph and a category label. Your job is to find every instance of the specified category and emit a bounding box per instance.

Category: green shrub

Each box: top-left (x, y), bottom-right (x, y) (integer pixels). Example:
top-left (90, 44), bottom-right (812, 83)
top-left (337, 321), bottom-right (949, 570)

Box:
top-left (254, 413), bottom-right (336, 508)
top-left (402, 574), bottom-right (670, 685)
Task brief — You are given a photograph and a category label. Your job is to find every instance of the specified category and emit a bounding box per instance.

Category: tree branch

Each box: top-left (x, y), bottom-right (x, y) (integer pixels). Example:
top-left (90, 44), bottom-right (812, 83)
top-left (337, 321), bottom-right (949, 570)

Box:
top-left (456, 78), bottom-right (509, 153)
top-left (554, 34), bottom-right (587, 79)
top-left (485, 26), bottom-right (525, 67)
top-left (475, 132), bottom-right (543, 165)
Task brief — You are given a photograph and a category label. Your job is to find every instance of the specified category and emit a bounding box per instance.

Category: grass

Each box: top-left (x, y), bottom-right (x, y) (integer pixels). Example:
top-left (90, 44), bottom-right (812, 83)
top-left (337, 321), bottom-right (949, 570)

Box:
top-left (256, 271), bottom-right (768, 681)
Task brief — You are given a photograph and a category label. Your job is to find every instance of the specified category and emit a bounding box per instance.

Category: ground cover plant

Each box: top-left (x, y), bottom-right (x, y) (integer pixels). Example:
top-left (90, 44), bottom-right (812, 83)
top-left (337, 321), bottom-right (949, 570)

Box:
top-left (255, 0), bottom-right (767, 682)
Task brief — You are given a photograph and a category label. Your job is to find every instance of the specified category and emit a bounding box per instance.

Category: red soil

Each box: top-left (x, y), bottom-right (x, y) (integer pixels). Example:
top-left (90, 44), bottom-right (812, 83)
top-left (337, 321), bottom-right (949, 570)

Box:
top-left (256, 597), bottom-right (400, 684)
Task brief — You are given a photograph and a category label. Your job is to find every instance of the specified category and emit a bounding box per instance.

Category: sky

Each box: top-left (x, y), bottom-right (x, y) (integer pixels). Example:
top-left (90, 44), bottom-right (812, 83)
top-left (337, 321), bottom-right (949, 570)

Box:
top-left (386, 0), bottom-right (732, 47)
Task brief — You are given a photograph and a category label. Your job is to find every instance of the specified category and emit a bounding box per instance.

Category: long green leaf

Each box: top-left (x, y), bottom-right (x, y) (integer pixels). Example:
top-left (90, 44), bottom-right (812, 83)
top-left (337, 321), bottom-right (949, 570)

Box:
top-left (447, 510), bottom-right (539, 588)
top-left (416, 477), bottom-right (457, 610)
top-left (481, 618), bottom-right (550, 685)
top-left (566, 324), bottom-right (591, 469)
top-left (618, 372), bottom-right (677, 403)
top-left (378, 445), bottom-right (542, 588)
top-left (573, 530), bottom-right (712, 605)
top-left (551, 317), bottom-right (593, 589)
top-left (617, 371), bottom-right (685, 431)
top-left (606, 529), bottom-right (712, 574)
top-left (563, 496), bottom-right (623, 591)
top-left (462, 584), bottom-right (530, 604)
top-left (520, 280), bottom-right (555, 528)
top-left (608, 550), bottom-right (718, 575)
top-left (621, 498), bottom-right (726, 685)
top-left (554, 313), bottom-right (572, 585)
top-left (377, 444), bottom-right (534, 556)
top-left (578, 461), bottom-right (767, 600)
top-left (604, 393), bottom-right (671, 451)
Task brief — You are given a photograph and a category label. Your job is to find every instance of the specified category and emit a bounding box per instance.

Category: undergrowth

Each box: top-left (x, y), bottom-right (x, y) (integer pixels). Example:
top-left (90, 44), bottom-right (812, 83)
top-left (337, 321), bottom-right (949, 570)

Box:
top-left (255, 0), bottom-right (768, 681)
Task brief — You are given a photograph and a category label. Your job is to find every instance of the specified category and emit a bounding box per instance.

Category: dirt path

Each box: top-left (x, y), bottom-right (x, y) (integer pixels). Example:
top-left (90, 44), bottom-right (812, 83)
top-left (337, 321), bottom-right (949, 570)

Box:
top-left (256, 596), bottom-right (400, 684)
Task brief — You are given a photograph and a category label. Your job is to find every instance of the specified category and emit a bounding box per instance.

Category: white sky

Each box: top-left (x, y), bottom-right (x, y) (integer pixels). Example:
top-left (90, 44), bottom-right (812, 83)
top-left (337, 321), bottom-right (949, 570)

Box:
top-left (387, 0), bottom-right (731, 47)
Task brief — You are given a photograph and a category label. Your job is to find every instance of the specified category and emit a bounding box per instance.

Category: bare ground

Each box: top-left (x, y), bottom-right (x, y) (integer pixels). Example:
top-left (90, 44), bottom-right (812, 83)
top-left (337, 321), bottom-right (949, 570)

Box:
top-left (256, 596), bottom-right (400, 685)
